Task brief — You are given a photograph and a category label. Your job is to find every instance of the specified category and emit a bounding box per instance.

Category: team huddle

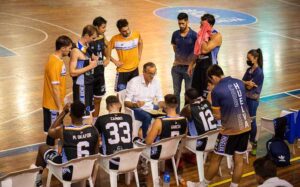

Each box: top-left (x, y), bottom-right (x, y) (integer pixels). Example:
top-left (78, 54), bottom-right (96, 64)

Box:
top-left (34, 11), bottom-right (292, 187)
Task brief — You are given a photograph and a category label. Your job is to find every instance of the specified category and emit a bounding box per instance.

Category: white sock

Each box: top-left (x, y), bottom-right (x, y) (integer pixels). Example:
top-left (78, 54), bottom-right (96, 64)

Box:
top-left (203, 178), bottom-right (211, 185)
top-left (230, 182), bottom-right (238, 187)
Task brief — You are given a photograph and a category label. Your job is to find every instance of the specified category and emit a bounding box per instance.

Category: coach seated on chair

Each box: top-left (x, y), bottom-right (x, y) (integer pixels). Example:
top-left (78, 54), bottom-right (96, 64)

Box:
top-left (124, 62), bottom-right (165, 138)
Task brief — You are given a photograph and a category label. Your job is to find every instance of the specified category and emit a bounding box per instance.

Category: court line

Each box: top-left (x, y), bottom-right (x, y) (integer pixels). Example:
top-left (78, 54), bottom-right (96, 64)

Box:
top-left (260, 88), bottom-right (300, 99)
top-left (285, 92), bottom-right (300, 99)
top-left (0, 108), bottom-right (42, 126)
top-left (0, 12), bottom-right (80, 37)
top-left (209, 156), bottom-right (300, 186)
top-left (242, 25), bottom-right (300, 42)
top-left (0, 142), bottom-right (45, 158)
top-left (143, 0), bottom-right (300, 42)
top-left (0, 44), bottom-right (18, 56)
top-left (0, 23), bottom-right (48, 50)
top-left (0, 75), bottom-right (19, 80)
top-left (277, 0), bottom-right (300, 7)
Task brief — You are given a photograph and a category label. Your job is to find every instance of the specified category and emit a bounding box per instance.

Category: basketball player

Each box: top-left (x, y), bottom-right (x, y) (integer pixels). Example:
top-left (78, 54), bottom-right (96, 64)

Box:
top-left (105, 19), bottom-right (143, 92)
top-left (94, 95), bottom-right (133, 169)
top-left (34, 101), bottom-right (99, 186)
top-left (189, 14), bottom-right (222, 98)
top-left (145, 94), bottom-right (187, 159)
top-left (69, 25), bottom-right (98, 118)
top-left (203, 65), bottom-right (251, 187)
top-left (181, 88), bottom-right (218, 151)
top-left (43, 35), bottom-right (73, 146)
top-left (88, 16), bottom-right (109, 120)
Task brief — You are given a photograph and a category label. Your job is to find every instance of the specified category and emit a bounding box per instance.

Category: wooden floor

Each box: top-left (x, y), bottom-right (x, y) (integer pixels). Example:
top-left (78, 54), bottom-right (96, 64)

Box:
top-left (0, 0), bottom-right (300, 186)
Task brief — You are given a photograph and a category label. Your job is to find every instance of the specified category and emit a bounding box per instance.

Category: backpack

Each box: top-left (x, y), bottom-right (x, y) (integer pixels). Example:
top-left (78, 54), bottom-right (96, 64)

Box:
top-left (266, 137), bottom-right (290, 167)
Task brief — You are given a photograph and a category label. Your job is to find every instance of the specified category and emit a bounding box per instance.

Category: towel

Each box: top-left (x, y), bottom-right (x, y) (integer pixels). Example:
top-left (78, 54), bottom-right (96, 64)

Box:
top-left (194, 21), bottom-right (212, 56)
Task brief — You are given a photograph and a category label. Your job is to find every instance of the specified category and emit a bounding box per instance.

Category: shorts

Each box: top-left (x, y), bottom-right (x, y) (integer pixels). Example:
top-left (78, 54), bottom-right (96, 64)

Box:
top-left (43, 107), bottom-right (58, 146)
top-left (214, 131), bottom-right (250, 156)
top-left (191, 57), bottom-right (212, 98)
top-left (93, 72), bottom-right (106, 98)
top-left (43, 107), bottom-right (58, 132)
top-left (44, 149), bottom-right (73, 181)
top-left (115, 68), bottom-right (139, 92)
top-left (73, 83), bottom-right (94, 117)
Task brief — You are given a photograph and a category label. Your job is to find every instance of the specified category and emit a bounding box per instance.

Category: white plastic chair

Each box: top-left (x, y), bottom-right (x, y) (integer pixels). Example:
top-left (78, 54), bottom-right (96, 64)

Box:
top-left (46, 154), bottom-right (99, 187)
top-left (176, 130), bottom-right (219, 182)
top-left (98, 147), bottom-right (145, 187)
top-left (0, 167), bottom-right (42, 187)
top-left (258, 110), bottom-right (296, 155)
top-left (117, 89), bottom-right (126, 112)
top-left (117, 89), bottom-right (143, 138)
top-left (124, 107), bottom-right (143, 138)
top-left (137, 134), bottom-right (185, 186)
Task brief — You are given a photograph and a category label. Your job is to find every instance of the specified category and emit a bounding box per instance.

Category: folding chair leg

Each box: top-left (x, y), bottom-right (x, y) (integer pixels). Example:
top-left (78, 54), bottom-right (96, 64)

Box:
top-left (88, 177), bottom-right (94, 187)
top-left (226, 156), bottom-right (232, 170)
top-left (150, 160), bottom-right (159, 187)
top-left (134, 169), bottom-right (140, 187)
top-left (109, 172), bottom-right (118, 187)
top-left (62, 182), bottom-right (71, 187)
top-left (171, 157), bottom-right (179, 186)
top-left (175, 140), bottom-right (184, 168)
top-left (46, 171), bottom-right (52, 187)
top-left (125, 172), bottom-right (132, 185)
top-left (196, 152), bottom-right (204, 182)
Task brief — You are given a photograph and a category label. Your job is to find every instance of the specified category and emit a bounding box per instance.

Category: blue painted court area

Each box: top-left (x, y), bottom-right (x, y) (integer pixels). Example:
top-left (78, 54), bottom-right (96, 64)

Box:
top-left (154, 7), bottom-right (257, 26)
top-left (0, 46), bottom-right (16, 57)
top-left (0, 89), bottom-right (299, 158)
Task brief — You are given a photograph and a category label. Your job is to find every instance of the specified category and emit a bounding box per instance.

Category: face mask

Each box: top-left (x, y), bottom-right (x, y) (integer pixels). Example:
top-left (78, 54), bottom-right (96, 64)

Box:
top-left (247, 60), bottom-right (253, 67)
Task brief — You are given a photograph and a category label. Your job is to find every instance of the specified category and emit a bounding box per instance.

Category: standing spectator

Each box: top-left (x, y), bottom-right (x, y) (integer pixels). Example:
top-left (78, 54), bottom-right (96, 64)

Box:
top-left (105, 19), bottom-right (143, 92)
top-left (171, 12), bottom-right (197, 112)
top-left (43, 35), bottom-right (73, 146)
top-left (203, 65), bottom-right (251, 187)
top-left (189, 14), bottom-right (222, 98)
top-left (242, 48), bottom-right (264, 156)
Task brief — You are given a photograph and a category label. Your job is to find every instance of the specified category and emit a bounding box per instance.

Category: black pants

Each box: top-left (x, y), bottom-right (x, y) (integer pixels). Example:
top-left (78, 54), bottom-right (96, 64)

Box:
top-left (191, 57), bottom-right (212, 97)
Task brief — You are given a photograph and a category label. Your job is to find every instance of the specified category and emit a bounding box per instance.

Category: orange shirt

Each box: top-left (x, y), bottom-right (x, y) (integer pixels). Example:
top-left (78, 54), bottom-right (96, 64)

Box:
top-left (109, 31), bottom-right (141, 72)
top-left (42, 54), bottom-right (67, 110)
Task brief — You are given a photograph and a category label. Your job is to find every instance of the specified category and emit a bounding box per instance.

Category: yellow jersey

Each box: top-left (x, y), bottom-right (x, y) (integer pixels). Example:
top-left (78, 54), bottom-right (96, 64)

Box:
top-left (42, 54), bottom-right (67, 110)
top-left (109, 31), bottom-right (141, 72)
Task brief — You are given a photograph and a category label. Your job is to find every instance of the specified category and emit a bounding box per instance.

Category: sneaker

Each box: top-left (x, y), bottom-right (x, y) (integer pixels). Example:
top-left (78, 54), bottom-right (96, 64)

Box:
top-left (250, 142), bottom-right (257, 156)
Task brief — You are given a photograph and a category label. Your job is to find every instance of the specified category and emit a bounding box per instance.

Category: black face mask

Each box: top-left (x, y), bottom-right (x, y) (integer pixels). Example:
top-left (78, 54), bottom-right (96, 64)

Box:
top-left (247, 60), bottom-right (253, 67)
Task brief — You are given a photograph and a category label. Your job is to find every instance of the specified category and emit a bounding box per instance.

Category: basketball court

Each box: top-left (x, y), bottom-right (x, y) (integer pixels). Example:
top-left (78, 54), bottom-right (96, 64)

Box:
top-left (0, 0), bottom-right (300, 186)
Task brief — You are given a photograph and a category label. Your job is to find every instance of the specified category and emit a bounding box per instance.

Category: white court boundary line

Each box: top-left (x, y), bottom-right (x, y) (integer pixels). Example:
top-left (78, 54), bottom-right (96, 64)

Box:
top-left (144, 0), bottom-right (300, 42)
top-left (0, 142), bottom-right (45, 154)
top-left (277, 0), bottom-right (300, 7)
top-left (0, 23), bottom-right (48, 50)
top-left (0, 43), bottom-right (18, 57)
top-left (0, 108), bottom-right (42, 126)
top-left (0, 12), bottom-right (80, 37)
top-left (285, 92), bottom-right (300, 99)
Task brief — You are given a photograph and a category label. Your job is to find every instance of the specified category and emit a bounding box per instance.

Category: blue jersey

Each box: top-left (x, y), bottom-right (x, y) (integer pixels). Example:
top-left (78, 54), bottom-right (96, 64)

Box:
top-left (151, 116), bottom-right (187, 159)
top-left (210, 29), bottom-right (220, 65)
top-left (73, 41), bottom-right (94, 85)
top-left (242, 66), bottom-right (264, 100)
top-left (211, 77), bottom-right (251, 135)
top-left (171, 28), bottom-right (197, 65)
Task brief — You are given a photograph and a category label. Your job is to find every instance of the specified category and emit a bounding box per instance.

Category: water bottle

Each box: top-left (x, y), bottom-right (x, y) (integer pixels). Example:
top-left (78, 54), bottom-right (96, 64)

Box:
top-left (162, 171), bottom-right (170, 187)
